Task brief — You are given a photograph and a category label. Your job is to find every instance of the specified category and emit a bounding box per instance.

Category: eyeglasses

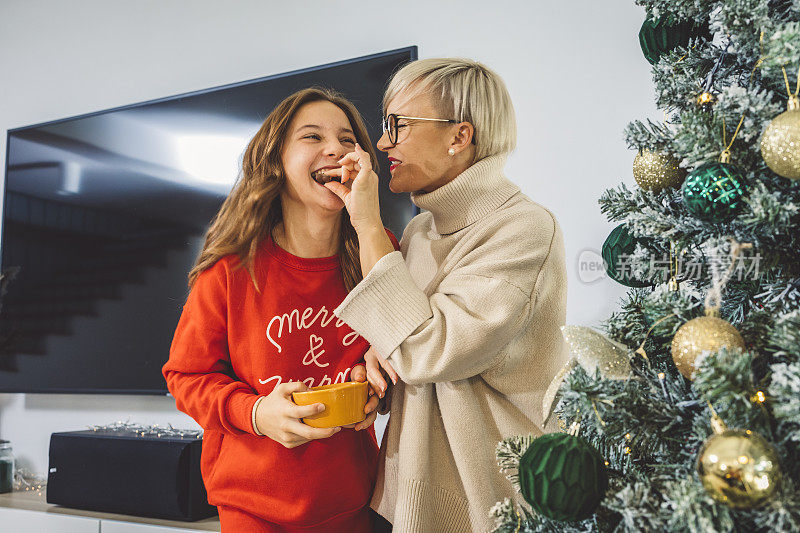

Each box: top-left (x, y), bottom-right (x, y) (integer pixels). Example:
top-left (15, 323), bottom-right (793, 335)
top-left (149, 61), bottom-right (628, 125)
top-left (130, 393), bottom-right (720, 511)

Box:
top-left (382, 114), bottom-right (458, 145)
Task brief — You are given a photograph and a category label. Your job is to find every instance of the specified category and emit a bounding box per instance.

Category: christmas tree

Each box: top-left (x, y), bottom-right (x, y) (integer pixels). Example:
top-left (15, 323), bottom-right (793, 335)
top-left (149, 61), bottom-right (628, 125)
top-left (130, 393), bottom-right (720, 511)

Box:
top-left (492, 1), bottom-right (800, 531)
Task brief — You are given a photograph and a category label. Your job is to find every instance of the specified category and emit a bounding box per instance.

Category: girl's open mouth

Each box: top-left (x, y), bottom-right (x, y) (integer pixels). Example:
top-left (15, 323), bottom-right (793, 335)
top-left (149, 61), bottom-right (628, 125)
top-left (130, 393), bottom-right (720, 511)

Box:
top-left (311, 168), bottom-right (341, 184)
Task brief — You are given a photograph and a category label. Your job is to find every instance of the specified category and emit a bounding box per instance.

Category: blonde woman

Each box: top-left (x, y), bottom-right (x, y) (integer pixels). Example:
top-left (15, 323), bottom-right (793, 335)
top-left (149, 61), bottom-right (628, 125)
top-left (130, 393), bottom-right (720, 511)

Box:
top-left (324, 59), bottom-right (569, 532)
top-left (163, 88), bottom-right (398, 532)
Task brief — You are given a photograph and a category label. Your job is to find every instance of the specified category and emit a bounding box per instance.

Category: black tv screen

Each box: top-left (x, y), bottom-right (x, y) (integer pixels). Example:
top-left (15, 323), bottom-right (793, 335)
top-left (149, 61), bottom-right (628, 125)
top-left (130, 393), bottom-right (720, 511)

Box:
top-left (0, 46), bottom-right (417, 394)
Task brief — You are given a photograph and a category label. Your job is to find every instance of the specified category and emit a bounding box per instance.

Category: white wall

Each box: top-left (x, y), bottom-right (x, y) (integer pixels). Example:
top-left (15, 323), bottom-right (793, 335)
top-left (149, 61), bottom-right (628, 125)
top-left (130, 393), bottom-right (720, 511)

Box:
top-left (0, 0), bottom-right (658, 477)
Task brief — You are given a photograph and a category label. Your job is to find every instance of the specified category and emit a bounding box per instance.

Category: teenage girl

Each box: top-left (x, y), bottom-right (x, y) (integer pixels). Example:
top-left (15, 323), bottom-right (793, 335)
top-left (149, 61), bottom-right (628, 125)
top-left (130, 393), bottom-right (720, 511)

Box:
top-left (163, 87), bottom-right (398, 532)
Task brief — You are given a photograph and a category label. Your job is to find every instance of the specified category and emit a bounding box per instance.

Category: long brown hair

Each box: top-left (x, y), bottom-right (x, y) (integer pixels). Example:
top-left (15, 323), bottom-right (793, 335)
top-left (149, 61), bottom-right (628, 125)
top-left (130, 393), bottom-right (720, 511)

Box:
top-left (188, 87), bottom-right (378, 292)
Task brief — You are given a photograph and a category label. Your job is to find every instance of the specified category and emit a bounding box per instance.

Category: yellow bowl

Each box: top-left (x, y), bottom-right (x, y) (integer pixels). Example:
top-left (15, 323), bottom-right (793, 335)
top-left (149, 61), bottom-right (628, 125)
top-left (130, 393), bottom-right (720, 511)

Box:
top-left (291, 381), bottom-right (368, 428)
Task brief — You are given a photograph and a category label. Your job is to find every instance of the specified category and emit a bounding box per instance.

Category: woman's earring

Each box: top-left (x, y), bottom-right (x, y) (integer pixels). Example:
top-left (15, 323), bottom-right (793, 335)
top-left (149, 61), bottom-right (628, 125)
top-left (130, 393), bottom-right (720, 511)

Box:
top-left (448, 148), bottom-right (456, 156)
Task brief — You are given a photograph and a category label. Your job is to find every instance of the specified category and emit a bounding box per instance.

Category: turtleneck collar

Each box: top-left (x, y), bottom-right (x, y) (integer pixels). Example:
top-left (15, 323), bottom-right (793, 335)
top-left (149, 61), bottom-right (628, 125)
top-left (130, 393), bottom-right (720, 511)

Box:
top-left (410, 154), bottom-right (520, 235)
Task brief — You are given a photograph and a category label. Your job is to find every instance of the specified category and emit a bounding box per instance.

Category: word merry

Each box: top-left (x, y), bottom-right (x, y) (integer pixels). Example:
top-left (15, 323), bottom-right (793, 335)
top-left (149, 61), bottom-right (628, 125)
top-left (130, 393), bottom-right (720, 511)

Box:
top-left (266, 305), bottom-right (360, 353)
top-left (258, 367), bottom-right (352, 389)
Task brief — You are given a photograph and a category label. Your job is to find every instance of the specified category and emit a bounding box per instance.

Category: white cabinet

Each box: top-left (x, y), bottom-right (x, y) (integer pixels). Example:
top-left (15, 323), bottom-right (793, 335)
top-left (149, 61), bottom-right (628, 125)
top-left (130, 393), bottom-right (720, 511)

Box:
top-left (0, 491), bottom-right (220, 532)
top-left (101, 520), bottom-right (212, 533)
top-left (0, 507), bottom-right (100, 532)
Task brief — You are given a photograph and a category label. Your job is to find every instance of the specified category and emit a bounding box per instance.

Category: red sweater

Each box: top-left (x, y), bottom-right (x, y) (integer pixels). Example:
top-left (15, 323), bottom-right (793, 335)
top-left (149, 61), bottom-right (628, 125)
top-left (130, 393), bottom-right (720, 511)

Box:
top-left (163, 231), bottom-right (398, 529)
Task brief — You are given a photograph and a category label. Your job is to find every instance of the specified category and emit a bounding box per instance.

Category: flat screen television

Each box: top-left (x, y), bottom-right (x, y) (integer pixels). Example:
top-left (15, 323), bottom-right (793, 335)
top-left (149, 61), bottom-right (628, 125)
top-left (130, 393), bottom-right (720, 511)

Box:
top-left (0, 46), bottom-right (418, 394)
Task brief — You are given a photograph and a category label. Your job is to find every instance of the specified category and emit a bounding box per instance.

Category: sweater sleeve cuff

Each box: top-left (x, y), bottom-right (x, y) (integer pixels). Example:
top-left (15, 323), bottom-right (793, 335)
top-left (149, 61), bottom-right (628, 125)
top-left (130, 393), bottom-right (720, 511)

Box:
top-left (226, 388), bottom-right (261, 435)
top-left (334, 251), bottom-right (432, 357)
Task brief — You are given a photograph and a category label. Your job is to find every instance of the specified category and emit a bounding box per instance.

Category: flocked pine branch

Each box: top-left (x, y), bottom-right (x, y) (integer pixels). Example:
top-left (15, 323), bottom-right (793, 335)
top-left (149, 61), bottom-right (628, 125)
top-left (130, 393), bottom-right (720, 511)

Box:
top-left (493, 1), bottom-right (800, 530)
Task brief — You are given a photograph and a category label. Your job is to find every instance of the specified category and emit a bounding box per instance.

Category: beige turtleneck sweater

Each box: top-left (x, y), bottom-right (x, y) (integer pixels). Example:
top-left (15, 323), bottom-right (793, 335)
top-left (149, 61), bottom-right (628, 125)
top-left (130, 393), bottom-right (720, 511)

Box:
top-left (334, 154), bottom-right (569, 533)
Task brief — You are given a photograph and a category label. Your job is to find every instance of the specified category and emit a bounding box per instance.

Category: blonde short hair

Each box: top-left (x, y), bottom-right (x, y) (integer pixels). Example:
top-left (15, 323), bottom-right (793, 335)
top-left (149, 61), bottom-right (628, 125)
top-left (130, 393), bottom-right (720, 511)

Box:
top-left (383, 58), bottom-right (517, 160)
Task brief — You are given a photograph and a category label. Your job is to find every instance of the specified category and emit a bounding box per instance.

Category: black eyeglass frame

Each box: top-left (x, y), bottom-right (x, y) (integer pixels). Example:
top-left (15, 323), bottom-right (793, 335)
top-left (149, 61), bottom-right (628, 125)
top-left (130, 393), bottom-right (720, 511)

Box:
top-left (382, 113), bottom-right (476, 145)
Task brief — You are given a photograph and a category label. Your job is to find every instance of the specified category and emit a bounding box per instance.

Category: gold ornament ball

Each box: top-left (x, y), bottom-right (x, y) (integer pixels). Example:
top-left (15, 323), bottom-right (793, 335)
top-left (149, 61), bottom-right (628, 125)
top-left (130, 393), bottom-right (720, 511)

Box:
top-left (541, 359), bottom-right (576, 424)
top-left (697, 428), bottom-right (782, 509)
top-left (562, 325), bottom-right (631, 380)
top-left (633, 150), bottom-right (687, 192)
top-left (761, 96), bottom-right (800, 181)
top-left (541, 327), bottom-right (632, 423)
top-left (670, 316), bottom-right (745, 379)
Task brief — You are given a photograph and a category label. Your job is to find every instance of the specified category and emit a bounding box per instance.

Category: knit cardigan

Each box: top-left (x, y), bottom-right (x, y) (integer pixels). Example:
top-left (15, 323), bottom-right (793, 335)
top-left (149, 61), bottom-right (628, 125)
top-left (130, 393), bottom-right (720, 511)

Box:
top-left (334, 154), bottom-right (569, 532)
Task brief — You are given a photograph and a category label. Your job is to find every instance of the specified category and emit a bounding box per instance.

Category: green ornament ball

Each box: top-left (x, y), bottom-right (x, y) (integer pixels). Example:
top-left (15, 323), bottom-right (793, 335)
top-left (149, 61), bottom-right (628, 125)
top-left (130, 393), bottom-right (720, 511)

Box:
top-left (638, 15), bottom-right (708, 65)
top-left (601, 224), bottom-right (652, 288)
top-left (519, 432), bottom-right (609, 522)
top-left (681, 162), bottom-right (748, 222)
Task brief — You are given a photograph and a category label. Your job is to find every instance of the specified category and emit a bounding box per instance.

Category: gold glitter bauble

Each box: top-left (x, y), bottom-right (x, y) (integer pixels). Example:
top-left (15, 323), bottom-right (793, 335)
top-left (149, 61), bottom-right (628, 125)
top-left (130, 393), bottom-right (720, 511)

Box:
top-left (671, 316), bottom-right (746, 379)
top-left (760, 96), bottom-right (800, 180)
top-left (541, 359), bottom-right (576, 425)
top-left (697, 426), bottom-right (782, 509)
top-left (633, 149), bottom-right (687, 192)
top-left (562, 326), bottom-right (631, 380)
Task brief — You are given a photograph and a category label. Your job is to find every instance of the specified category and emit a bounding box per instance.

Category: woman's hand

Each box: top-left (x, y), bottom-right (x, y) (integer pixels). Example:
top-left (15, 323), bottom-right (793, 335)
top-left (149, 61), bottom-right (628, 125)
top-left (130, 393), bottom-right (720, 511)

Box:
top-left (342, 364), bottom-right (380, 431)
top-left (323, 143), bottom-right (383, 235)
top-left (324, 144), bottom-right (396, 276)
top-left (365, 346), bottom-right (398, 399)
top-left (253, 382), bottom-right (340, 448)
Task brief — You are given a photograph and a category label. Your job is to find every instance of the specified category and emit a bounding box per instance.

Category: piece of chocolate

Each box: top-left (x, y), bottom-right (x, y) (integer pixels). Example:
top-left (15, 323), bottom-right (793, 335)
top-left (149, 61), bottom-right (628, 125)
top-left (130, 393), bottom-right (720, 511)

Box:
top-left (312, 170), bottom-right (342, 184)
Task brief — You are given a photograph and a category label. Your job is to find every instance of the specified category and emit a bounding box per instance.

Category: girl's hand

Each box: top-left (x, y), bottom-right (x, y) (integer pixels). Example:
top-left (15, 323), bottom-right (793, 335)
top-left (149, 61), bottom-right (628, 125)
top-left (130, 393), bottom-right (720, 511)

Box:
top-left (323, 143), bottom-right (383, 235)
top-left (342, 364), bottom-right (380, 431)
top-left (365, 346), bottom-right (398, 399)
top-left (253, 382), bottom-right (341, 448)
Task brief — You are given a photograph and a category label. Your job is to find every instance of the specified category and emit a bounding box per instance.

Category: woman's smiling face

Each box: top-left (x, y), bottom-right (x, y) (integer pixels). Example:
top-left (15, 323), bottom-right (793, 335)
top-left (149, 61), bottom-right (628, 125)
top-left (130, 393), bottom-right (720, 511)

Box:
top-left (280, 100), bottom-right (357, 213)
top-left (376, 90), bottom-right (461, 194)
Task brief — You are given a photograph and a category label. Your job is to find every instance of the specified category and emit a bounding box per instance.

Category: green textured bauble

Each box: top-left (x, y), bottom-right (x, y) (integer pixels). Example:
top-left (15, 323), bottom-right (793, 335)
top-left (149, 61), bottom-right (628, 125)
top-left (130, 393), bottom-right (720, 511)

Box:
top-left (601, 224), bottom-right (652, 288)
top-left (519, 433), bottom-right (609, 522)
top-left (638, 15), bottom-right (708, 65)
top-left (681, 162), bottom-right (748, 222)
